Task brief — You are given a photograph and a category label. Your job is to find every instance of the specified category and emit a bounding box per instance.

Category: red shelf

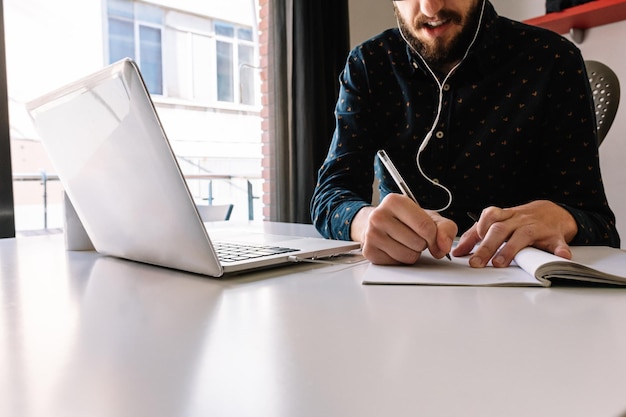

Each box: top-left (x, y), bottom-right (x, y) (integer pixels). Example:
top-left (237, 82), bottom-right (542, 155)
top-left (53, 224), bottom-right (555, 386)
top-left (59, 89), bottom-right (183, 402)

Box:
top-left (524, 0), bottom-right (626, 34)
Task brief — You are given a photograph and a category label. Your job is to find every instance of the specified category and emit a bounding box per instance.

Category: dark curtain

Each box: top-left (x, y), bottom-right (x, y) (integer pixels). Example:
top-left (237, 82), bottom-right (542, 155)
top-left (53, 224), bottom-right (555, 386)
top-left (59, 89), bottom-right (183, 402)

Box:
top-left (0, 0), bottom-right (15, 238)
top-left (270, 0), bottom-right (350, 223)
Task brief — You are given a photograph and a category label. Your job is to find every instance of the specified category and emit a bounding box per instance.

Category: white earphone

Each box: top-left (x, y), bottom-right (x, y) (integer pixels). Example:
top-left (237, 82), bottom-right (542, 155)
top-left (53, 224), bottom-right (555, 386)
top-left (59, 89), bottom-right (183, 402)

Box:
top-left (396, 0), bottom-right (486, 212)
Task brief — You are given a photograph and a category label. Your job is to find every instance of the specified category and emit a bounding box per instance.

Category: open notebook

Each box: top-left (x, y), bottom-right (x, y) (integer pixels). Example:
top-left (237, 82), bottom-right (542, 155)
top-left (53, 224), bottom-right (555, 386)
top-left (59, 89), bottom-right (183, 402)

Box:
top-left (363, 246), bottom-right (626, 287)
top-left (26, 58), bottom-right (360, 277)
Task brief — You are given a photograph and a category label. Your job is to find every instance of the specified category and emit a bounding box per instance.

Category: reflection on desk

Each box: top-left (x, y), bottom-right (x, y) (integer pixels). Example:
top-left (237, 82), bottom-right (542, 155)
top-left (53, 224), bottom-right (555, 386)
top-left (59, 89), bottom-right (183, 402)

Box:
top-left (1, 225), bottom-right (626, 417)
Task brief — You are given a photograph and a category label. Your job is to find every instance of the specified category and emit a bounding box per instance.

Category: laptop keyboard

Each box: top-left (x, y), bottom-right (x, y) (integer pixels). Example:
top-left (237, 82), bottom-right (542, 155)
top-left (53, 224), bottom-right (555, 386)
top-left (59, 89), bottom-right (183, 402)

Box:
top-left (214, 241), bottom-right (299, 263)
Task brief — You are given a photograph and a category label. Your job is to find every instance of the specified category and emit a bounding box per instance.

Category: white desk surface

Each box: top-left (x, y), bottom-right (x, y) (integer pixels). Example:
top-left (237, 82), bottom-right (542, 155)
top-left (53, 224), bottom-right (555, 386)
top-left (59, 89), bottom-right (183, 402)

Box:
top-left (1, 222), bottom-right (626, 417)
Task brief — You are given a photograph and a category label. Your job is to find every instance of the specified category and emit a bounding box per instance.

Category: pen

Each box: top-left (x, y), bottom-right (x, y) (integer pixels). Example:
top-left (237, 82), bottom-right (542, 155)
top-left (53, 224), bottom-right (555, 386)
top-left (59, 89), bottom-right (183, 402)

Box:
top-left (377, 149), bottom-right (451, 261)
top-left (467, 211), bottom-right (479, 223)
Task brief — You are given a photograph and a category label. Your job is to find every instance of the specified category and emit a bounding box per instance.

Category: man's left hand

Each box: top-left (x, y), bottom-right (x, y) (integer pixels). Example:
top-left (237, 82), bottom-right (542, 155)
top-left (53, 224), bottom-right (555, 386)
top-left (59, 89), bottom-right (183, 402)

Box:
top-left (452, 200), bottom-right (578, 268)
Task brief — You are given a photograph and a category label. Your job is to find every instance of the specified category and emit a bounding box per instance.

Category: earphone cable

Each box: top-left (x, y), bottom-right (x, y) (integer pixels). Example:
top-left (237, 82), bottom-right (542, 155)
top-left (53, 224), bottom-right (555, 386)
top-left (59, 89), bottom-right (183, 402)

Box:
top-left (395, 0), bottom-right (486, 212)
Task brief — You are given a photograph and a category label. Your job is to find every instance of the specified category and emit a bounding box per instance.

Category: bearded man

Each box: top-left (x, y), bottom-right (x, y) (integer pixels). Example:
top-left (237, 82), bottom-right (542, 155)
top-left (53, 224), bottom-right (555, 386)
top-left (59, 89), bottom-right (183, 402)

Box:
top-left (311, 0), bottom-right (620, 267)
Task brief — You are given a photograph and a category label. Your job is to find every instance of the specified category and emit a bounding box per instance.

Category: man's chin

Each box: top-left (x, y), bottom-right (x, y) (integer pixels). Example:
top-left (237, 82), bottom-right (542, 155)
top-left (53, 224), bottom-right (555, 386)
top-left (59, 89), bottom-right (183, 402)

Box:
top-left (414, 42), bottom-right (450, 65)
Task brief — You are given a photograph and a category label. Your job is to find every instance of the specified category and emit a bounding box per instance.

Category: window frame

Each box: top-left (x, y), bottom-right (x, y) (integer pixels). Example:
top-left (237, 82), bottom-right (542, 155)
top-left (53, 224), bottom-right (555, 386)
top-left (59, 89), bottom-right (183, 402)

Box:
top-left (106, 0), bottom-right (165, 95)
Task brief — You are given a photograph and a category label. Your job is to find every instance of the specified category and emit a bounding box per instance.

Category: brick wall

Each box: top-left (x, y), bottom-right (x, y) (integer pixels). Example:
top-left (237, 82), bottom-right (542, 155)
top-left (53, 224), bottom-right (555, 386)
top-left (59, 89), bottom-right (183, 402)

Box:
top-left (258, 0), bottom-right (272, 220)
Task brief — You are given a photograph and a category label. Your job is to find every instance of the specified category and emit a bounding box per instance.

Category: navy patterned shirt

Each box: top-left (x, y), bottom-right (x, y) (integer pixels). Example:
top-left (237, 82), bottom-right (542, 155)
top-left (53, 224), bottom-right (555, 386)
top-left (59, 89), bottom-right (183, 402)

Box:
top-left (311, 1), bottom-right (620, 247)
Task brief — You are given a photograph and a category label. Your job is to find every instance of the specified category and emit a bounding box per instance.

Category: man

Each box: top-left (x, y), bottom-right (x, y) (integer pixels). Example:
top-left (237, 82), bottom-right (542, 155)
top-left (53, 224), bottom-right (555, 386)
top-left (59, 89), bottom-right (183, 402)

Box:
top-left (310, 0), bottom-right (620, 267)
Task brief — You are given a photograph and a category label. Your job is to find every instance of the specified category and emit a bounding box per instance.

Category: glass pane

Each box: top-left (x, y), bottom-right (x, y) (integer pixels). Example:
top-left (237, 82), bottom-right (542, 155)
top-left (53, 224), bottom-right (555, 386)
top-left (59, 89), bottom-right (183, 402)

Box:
top-left (239, 45), bottom-right (255, 105)
top-left (107, 0), bottom-right (134, 19)
top-left (216, 41), bottom-right (233, 102)
top-left (238, 27), bottom-right (253, 41)
top-left (215, 22), bottom-right (235, 37)
top-left (108, 18), bottom-right (135, 63)
top-left (139, 25), bottom-right (163, 95)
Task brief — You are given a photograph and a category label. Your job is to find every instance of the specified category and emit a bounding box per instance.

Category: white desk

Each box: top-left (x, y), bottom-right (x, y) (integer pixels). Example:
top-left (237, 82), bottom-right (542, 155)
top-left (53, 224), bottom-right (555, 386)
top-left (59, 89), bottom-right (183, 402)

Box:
top-left (1, 222), bottom-right (626, 417)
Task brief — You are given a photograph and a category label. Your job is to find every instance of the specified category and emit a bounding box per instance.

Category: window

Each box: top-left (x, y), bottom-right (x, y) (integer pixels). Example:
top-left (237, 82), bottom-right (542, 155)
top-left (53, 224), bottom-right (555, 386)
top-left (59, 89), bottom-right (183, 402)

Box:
top-left (6, 0), bottom-right (264, 234)
top-left (216, 40), bottom-right (234, 102)
top-left (107, 0), bottom-right (163, 94)
top-left (145, 10), bottom-right (257, 106)
top-left (215, 22), bottom-right (257, 105)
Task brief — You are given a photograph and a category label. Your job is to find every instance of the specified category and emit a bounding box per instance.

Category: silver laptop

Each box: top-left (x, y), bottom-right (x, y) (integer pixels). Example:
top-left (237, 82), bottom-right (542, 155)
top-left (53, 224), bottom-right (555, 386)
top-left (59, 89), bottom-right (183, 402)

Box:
top-left (26, 58), bottom-right (360, 277)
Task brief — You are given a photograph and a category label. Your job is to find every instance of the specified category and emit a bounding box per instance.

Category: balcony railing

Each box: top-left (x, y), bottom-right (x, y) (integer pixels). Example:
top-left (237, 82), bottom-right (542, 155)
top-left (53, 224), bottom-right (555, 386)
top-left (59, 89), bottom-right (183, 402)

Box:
top-left (12, 171), bottom-right (260, 232)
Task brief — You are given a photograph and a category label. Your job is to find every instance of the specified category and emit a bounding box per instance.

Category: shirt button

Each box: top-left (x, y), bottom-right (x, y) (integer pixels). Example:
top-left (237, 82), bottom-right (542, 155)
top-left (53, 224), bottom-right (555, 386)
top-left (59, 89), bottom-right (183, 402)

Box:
top-left (435, 131), bottom-right (444, 139)
top-left (443, 84), bottom-right (451, 91)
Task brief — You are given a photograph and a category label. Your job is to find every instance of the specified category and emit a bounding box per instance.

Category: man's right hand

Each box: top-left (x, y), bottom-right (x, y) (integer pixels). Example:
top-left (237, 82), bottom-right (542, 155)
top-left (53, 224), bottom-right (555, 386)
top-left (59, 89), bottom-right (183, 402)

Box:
top-left (350, 193), bottom-right (458, 265)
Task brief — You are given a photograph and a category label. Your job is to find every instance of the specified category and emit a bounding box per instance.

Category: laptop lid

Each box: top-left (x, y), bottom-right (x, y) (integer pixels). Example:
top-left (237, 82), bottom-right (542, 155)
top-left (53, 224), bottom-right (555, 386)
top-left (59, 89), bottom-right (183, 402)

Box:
top-left (26, 59), bottom-right (359, 277)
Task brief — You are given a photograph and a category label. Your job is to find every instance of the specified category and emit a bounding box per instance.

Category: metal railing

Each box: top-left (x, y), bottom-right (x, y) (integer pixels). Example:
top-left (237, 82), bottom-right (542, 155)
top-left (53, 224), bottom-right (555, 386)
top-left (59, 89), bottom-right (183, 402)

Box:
top-left (184, 173), bottom-right (261, 220)
top-left (13, 172), bottom-right (60, 229)
top-left (13, 171), bottom-right (260, 231)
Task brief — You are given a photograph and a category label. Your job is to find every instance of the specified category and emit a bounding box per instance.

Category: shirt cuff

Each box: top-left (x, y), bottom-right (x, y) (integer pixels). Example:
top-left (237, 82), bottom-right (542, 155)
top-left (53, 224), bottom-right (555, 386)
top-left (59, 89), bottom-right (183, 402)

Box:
top-left (328, 200), bottom-right (371, 241)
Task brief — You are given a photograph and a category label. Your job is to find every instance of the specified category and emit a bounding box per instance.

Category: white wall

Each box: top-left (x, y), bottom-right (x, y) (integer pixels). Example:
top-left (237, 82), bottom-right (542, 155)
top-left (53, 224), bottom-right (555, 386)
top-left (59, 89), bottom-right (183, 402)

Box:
top-left (348, 0), bottom-right (396, 47)
top-left (349, 0), bottom-right (626, 247)
top-left (490, 0), bottom-right (544, 21)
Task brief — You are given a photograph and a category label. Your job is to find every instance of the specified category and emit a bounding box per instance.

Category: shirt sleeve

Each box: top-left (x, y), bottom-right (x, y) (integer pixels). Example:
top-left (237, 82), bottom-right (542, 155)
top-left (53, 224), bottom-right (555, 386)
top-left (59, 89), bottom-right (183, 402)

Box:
top-left (560, 204), bottom-right (620, 247)
top-left (310, 48), bottom-right (379, 240)
top-left (539, 44), bottom-right (620, 247)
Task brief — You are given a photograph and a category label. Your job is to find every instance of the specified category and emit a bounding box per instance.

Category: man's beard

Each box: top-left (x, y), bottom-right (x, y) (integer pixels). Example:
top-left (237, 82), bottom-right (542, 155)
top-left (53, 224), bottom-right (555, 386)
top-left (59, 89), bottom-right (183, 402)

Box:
top-left (395, 2), bottom-right (482, 72)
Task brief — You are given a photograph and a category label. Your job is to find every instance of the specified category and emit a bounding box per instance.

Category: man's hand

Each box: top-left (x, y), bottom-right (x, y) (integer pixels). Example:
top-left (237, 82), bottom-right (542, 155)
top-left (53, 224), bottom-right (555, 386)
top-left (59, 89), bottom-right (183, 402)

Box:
top-left (452, 200), bottom-right (578, 268)
top-left (351, 193), bottom-right (458, 265)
